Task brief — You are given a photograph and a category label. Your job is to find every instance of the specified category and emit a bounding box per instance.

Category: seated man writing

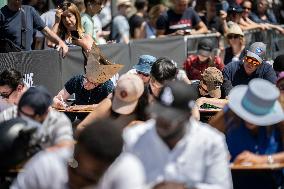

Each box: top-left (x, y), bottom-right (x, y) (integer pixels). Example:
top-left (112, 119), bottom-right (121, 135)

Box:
top-left (53, 53), bottom-right (123, 121)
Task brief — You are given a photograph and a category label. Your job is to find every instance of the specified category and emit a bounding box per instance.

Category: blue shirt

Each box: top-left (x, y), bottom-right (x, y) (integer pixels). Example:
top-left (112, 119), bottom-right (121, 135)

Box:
top-left (226, 122), bottom-right (282, 162)
top-left (0, 5), bottom-right (46, 50)
top-left (249, 11), bottom-right (278, 24)
top-left (223, 60), bottom-right (277, 86)
top-left (64, 75), bottom-right (114, 105)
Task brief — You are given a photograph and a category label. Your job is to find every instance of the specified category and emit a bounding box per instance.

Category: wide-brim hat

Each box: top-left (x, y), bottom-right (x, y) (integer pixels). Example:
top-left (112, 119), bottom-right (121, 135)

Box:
top-left (133, 55), bottom-right (157, 74)
top-left (228, 79), bottom-right (284, 126)
top-left (86, 46), bottom-right (124, 84)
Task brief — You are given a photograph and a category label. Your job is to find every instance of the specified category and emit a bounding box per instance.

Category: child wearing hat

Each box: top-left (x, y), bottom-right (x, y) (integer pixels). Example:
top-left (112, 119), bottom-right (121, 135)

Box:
top-left (183, 38), bottom-right (224, 80)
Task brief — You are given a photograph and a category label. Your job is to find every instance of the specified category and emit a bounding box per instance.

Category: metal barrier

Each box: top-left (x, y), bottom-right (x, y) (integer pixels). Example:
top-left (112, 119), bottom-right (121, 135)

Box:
top-left (0, 28), bottom-right (283, 95)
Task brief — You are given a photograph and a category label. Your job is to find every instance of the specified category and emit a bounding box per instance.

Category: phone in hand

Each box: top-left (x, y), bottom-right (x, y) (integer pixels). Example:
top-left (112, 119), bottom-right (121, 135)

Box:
top-left (215, 1), bottom-right (226, 16)
top-left (70, 30), bottom-right (80, 40)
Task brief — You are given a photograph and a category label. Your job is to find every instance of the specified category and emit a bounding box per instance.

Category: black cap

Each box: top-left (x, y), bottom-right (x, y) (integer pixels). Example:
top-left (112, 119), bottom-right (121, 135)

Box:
top-left (18, 86), bottom-right (52, 116)
top-left (147, 81), bottom-right (198, 118)
top-left (227, 3), bottom-right (243, 13)
top-left (197, 38), bottom-right (214, 57)
top-left (273, 54), bottom-right (284, 72)
top-left (0, 118), bottom-right (38, 169)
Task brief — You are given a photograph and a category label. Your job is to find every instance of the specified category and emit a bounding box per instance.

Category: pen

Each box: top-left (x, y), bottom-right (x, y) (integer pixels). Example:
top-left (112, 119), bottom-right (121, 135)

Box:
top-left (60, 95), bottom-right (67, 108)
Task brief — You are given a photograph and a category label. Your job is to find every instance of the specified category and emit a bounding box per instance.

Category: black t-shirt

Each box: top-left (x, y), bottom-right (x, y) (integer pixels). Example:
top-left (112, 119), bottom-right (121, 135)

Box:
top-left (129, 14), bottom-right (145, 38)
top-left (223, 60), bottom-right (277, 86)
top-left (224, 47), bottom-right (246, 65)
top-left (0, 5), bottom-right (46, 50)
top-left (64, 75), bottom-right (114, 105)
top-left (200, 14), bottom-right (223, 34)
top-left (191, 80), bottom-right (232, 99)
top-left (156, 7), bottom-right (201, 35)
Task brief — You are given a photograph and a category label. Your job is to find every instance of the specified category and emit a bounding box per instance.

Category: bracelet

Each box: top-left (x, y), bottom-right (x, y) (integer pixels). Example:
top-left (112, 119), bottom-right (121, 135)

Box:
top-left (267, 155), bottom-right (274, 164)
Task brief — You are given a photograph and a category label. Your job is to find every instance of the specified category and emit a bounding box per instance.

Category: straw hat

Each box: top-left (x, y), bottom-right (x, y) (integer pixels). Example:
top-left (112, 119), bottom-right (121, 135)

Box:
top-left (85, 46), bottom-right (124, 84)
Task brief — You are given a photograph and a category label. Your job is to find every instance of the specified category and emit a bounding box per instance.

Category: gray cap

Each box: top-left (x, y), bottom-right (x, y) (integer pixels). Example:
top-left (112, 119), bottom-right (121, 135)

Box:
top-left (246, 42), bottom-right (266, 64)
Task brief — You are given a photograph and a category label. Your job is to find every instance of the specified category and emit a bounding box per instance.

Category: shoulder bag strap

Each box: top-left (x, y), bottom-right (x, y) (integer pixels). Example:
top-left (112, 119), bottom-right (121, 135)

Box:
top-left (21, 7), bottom-right (27, 50)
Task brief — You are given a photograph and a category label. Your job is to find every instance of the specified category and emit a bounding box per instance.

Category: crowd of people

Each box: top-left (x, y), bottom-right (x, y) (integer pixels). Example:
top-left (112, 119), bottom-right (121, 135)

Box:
top-left (1, 0), bottom-right (284, 189)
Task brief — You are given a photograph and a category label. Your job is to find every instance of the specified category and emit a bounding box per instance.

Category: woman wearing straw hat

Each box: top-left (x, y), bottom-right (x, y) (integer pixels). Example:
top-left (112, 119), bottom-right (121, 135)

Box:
top-left (209, 78), bottom-right (284, 188)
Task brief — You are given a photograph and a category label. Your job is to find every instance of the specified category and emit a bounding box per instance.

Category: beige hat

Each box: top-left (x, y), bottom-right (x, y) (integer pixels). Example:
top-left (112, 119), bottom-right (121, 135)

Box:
top-left (112, 74), bottom-right (144, 115)
top-left (85, 46), bottom-right (124, 84)
top-left (201, 67), bottom-right (223, 98)
top-left (226, 21), bottom-right (244, 36)
top-left (116, 0), bottom-right (132, 7)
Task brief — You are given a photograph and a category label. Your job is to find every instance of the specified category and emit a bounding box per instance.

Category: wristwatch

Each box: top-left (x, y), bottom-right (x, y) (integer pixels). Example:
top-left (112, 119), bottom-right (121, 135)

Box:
top-left (267, 155), bottom-right (274, 164)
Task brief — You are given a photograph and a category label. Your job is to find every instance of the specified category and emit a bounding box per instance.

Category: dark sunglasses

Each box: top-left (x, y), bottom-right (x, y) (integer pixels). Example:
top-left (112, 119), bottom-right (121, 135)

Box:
top-left (227, 34), bottom-right (242, 39)
top-left (0, 89), bottom-right (15, 99)
top-left (59, 2), bottom-right (71, 10)
top-left (245, 56), bottom-right (260, 66)
top-left (242, 6), bottom-right (251, 10)
top-left (137, 71), bottom-right (150, 77)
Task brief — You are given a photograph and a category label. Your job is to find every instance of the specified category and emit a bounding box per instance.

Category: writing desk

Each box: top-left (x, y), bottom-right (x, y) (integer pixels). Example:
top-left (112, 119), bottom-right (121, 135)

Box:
top-left (231, 163), bottom-right (284, 189)
top-left (231, 163), bottom-right (284, 170)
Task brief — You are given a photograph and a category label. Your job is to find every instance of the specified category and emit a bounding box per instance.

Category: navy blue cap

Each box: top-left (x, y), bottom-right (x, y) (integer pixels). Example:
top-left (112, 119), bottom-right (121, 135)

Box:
top-left (133, 55), bottom-right (157, 74)
top-left (228, 3), bottom-right (243, 13)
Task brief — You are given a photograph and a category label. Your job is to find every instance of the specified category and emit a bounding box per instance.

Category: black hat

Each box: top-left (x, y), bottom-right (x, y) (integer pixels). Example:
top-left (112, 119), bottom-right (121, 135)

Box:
top-left (0, 118), bottom-right (39, 169)
top-left (273, 54), bottom-right (284, 72)
top-left (147, 81), bottom-right (198, 119)
top-left (227, 3), bottom-right (243, 13)
top-left (197, 38), bottom-right (214, 57)
top-left (18, 86), bottom-right (52, 116)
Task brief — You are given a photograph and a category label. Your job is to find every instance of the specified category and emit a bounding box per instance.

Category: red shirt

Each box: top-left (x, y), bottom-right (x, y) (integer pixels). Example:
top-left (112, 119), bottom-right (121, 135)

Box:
top-left (183, 55), bottom-right (224, 80)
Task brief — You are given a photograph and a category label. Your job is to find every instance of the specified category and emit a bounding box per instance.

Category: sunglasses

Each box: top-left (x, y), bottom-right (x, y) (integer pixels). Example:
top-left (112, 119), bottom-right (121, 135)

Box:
top-left (59, 2), bottom-right (71, 10)
top-left (245, 56), bottom-right (260, 66)
top-left (227, 34), bottom-right (242, 39)
top-left (0, 89), bottom-right (15, 99)
top-left (137, 71), bottom-right (150, 77)
top-left (242, 6), bottom-right (251, 10)
top-left (83, 76), bottom-right (99, 86)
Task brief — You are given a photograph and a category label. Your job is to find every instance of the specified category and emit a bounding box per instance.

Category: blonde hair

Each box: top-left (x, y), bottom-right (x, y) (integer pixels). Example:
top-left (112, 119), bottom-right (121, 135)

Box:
top-left (148, 4), bottom-right (167, 20)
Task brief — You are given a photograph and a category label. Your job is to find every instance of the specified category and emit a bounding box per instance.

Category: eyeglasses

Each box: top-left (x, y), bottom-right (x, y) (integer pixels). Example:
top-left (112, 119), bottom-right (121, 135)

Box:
top-left (227, 34), bottom-right (242, 39)
top-left (0, 89), bottom-right (15, 99)
top-left (137, 71), bottom-right (150, 77)
top-left (83, 76), bottom-right (99, 86)
top-left (242, 6), bottom-right (251, 10)
top-left (245, 56), bottom-right (260, 66)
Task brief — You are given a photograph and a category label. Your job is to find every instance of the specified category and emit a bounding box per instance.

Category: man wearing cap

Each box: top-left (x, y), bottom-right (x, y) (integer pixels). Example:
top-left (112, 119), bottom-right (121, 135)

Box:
top-left (156, 0), bottom-right (208, 37)
top-left (111, 0), bottom-right (132, 43)
top-left (128, 54), bottom-right (157, 84)
top-left (183, 38), bottom-right (224, 80)
top-left (76, 73), bottom-right (146, 132)
top-left (0, 86), bottom-right (73, 149)
top-left (124, 81), bottom-right (233, 189)
top-left (223, 42), bottom-right (277, 86)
